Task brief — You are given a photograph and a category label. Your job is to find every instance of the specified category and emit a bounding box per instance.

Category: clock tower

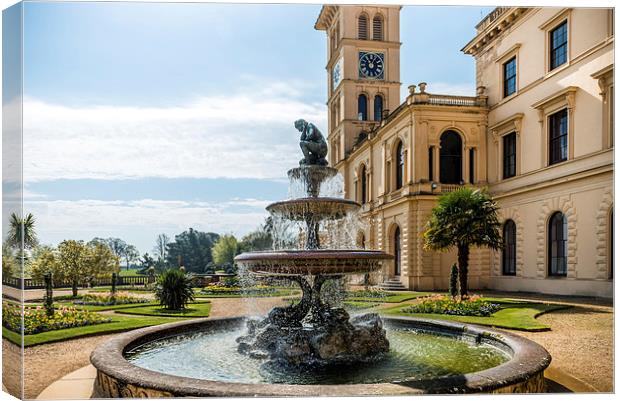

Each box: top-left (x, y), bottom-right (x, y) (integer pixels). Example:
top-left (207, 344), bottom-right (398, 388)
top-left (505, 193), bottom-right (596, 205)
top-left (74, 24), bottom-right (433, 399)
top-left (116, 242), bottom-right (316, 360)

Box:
top-left (315, 5), bottom-right (401, 166)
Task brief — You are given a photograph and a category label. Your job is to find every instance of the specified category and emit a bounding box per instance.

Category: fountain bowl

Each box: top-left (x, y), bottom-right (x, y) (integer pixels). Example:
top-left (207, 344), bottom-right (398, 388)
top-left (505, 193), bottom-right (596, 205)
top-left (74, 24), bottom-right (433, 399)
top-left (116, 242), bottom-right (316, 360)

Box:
top-left (90, 316), bottom-right (550, 397)
top-left (234, 249), bottom-right (392, 276)
top-left (266, 197), bottom-right (360, 221)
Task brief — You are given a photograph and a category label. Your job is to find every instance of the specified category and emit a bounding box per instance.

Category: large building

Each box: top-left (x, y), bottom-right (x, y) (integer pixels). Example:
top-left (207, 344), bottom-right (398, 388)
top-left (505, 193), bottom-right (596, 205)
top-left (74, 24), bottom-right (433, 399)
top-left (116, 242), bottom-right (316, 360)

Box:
top-left (315, 6), bottom-right (614, 298)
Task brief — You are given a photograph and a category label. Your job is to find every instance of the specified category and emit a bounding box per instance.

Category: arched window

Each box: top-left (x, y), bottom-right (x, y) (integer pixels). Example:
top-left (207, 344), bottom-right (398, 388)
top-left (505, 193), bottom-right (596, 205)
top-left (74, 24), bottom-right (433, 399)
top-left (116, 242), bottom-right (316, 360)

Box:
top-left (548, 212), bottom-right (568, 277)
top-left (439, 130), bottom-right (463, 184)
top-left (374, 94), bottom-right (384, 121)
top-left (394, 226), bottom-right (401, 276)
top-left (502, 220), bottom-right (517, 276)
top-left (360, 164), bottom-right (367, 204)
top-left (358, 94), bottom-right (368, 121)
top-left (358, 14), bottom-right (369, 40)
top-left (372, 15), bottom-right (384, 41)
top-left (395, 141), bottom-right (404, 189)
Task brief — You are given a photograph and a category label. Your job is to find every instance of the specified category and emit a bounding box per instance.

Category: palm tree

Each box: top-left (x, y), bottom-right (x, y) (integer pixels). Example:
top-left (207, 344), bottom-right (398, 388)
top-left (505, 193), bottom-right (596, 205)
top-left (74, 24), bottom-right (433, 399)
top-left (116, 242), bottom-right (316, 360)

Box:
top-left (7, 212), bottom-right (38, 249)
top-left (423, 187), bottom-right (502, 298)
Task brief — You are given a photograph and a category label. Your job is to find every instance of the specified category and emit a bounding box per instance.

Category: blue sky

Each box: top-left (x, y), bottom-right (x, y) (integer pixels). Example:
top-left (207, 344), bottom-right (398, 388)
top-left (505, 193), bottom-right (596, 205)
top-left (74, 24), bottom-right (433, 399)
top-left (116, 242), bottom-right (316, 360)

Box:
top-left (7, 1), bottom-right (491, 254)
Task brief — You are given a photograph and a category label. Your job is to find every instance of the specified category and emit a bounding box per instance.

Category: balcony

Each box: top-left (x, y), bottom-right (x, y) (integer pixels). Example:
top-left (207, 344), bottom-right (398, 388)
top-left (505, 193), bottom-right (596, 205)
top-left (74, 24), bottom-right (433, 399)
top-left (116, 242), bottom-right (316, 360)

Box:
top-left (406, 83), bottom-right (487, 107)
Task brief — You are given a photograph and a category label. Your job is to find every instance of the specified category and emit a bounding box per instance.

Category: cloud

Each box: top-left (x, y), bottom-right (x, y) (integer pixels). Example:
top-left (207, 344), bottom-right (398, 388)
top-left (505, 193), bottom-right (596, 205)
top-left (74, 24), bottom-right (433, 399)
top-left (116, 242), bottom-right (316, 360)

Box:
top-left (400, 81), bottom-right (476, 98)
top-left (22, 82), bottom-right (327, 182)
top-left (25, 198), bottom-right (273, 252)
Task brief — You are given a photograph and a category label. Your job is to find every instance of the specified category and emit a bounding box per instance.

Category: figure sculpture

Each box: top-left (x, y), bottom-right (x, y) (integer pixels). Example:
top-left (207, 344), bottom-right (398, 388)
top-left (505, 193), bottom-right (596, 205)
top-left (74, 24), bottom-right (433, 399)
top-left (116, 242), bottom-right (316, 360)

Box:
top-left (295, 119), bottom-right (328, 166)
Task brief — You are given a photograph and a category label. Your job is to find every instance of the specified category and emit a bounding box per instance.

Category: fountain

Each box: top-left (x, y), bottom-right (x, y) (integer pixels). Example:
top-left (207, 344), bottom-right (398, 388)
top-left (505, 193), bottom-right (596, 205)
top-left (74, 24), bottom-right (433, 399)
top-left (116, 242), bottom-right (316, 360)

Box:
top-left (90, 120), bottom-right (551, 397)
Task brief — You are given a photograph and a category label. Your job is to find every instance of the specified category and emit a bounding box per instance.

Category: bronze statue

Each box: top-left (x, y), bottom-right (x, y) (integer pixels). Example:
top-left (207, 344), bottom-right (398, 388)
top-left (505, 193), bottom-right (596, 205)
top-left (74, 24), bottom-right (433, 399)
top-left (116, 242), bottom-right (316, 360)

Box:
top-left (295, 119), bottom-right (328, 166)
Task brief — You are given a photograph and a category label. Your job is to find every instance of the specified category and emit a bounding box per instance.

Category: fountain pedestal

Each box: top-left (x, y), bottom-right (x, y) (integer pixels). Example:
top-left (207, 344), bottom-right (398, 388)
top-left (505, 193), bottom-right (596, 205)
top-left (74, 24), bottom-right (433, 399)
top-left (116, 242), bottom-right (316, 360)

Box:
top-left (235, 165), bottom-right (392, 367)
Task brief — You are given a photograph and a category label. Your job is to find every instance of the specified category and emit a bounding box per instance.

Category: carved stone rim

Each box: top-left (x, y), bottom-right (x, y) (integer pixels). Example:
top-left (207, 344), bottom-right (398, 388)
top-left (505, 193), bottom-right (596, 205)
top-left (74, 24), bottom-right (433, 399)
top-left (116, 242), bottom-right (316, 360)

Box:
top-left (90, 316), bottom-right (551, 396)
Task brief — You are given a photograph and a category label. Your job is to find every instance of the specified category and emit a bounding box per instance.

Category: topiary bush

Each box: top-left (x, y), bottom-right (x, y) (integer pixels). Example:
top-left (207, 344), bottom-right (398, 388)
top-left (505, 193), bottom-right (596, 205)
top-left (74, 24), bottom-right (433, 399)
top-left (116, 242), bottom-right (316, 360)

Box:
top-left (449, 263), bottom-right (459, 298)
top-left (155, 269), bottom-right (195, 310)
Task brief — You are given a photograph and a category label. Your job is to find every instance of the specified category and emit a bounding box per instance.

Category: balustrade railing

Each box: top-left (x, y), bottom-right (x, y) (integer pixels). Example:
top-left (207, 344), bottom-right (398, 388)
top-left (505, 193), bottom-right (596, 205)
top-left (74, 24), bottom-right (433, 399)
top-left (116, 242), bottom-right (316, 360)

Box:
top-left (427, 94), bottom-right (481, 107)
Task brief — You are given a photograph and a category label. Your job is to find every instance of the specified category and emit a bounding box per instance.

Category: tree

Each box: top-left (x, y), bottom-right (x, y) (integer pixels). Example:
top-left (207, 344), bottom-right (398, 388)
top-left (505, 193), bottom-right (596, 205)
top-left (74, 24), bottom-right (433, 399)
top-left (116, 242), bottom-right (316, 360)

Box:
top-left (7, 212), bottom-right (38, 249)
top-left (423, 187), bottom-right (502, 298)
top-left (239, 227), bottom-right (272, 253)
top-left (52, 240), bottom-right (118, 296)
top-left (55, 240), bottom-right (91, 297)
top-left (153, 234), bottom-right (170, 262)
top-left (88, 242), bottom-right (120, 280)
top-left (139, 253), bottom-right (156, 272)
top-left (166, 228), bottom-right (220, 273)
top-left (2, 242), bottom-right (17, 278)
top-left (28, 246), bottom-right (59, 281)
top-left (90, 237), bottom-right (127, 262)
top-left (123, 244), bottom-right (140, 270)
top-left (212, 235), bottom-right (239, 268)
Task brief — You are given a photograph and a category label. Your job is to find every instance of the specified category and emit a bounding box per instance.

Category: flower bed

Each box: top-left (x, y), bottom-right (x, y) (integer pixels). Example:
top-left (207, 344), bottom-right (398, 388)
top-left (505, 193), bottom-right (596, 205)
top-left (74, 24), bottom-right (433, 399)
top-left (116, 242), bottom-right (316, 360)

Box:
top-left (200, 284), bottom-right (277, 296)
top-left (402, 294), bottom-right (501, 317)
top-left (74, 292), bottom-right (150, 306)
top-left (2, 302), bottom-right (111, 335)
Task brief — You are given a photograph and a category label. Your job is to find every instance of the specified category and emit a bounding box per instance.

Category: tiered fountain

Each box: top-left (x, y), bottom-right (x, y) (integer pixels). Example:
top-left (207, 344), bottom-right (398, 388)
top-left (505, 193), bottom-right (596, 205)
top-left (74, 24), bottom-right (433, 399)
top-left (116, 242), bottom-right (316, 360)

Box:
top-left (235, 127), bottom-right (392, 364)
top-left (90, 120), bottom-right (551, 397)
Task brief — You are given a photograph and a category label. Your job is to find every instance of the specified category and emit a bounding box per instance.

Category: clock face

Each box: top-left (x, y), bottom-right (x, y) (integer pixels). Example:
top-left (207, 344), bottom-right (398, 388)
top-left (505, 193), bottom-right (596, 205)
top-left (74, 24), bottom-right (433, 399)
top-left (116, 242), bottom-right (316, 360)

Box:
top-left (332, 58), bottom-right (343, 89)
top-left (358, 52), bottom-right (385, 80)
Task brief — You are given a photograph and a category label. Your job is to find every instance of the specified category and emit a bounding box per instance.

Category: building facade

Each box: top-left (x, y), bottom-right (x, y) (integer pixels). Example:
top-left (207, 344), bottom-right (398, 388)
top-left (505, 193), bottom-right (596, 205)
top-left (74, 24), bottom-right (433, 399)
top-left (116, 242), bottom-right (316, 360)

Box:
top-left (315, 6), bottom-right (614, 298)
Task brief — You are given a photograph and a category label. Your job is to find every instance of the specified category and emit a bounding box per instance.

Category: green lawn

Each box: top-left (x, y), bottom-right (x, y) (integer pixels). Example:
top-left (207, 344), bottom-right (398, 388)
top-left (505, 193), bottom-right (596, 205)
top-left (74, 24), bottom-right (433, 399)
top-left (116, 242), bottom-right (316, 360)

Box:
top-left (55, 300), bottom-right (158, 312)
top-left (2, 314), bottom-right (184, 347)
top-left (380, 298), bottom-right (571, 331)
top-left (115, 301), bottom-right (211, 317)
top-left (195, 289), bottom-right (298, 298)
top-left (118, 268), bottom-right (144, 276)
top-left (346, 291), bottom-right (432, 303)
top-left (344, 301), bottom-right (381, 310)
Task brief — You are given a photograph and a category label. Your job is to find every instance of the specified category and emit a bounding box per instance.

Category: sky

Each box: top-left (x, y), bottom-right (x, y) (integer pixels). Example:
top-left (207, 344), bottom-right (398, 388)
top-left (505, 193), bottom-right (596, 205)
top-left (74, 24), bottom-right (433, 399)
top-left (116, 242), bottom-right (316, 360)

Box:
top-left (3, 1), bottom-right (492, 255)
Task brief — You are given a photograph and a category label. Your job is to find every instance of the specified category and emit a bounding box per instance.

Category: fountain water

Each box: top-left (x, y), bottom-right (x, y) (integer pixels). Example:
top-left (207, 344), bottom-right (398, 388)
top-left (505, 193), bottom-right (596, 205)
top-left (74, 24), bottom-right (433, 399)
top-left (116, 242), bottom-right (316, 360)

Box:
top-left (235, 164), bottom-right (392, 366)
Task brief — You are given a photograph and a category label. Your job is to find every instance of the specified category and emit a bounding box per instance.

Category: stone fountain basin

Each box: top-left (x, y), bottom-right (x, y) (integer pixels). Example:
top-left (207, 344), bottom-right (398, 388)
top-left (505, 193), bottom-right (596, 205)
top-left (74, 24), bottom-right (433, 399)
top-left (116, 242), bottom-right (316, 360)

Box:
top-left (90, 317), bottom-right (551, 397)
top-left (235, 249), bottom-right (392, 276)
top-left (266, 197), bottom-right (360, 221)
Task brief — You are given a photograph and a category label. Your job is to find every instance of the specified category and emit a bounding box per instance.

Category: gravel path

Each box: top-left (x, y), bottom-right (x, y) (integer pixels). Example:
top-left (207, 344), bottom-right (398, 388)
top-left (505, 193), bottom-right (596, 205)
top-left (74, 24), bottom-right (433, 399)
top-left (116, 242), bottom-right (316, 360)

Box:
top-left (1, 294), bottom-right (613, 398)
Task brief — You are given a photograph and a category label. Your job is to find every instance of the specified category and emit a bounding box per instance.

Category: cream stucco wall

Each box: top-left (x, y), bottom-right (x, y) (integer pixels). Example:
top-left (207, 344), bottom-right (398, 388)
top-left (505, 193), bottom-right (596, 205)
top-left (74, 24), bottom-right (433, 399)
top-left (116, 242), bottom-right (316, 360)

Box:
top-left (317, 6), bottom-right (614, 298)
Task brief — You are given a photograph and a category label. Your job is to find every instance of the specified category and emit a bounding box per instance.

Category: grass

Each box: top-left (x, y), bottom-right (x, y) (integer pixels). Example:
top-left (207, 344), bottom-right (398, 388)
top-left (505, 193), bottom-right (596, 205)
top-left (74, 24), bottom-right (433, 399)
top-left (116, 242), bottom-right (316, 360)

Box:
top-left (118, 268), bottom-right (145, 276)
top-left (380, 297), bottom-right (571, 331)
top-left (343, 301), bottom-right (381, 310)
top-left (346, 291), bottom-right (432, 303)
top-left (115, 301), bottom-right (211, 317)
top-left (195, 289), bottom-right (298, 298)
top-left (55, 301), bottom-right (158, 312)
top-left (2, 314), bottom-right (184, 347)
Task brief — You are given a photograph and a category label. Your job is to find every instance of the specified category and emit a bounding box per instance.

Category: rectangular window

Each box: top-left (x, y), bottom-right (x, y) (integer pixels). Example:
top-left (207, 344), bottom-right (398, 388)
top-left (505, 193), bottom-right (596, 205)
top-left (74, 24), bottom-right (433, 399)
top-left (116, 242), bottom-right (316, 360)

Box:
top-left (503, 56), bottom-right (517, 97)
top-left (548, 109), bottom-right (568, 165)
top-left (469, 148), bottom-right (475, 183)
top-left (550, 21), bottom-right (568, 70)
top-left (503, 132), bottom-right (517, 179)
top-left (428, 147), bottom-right (434, 181)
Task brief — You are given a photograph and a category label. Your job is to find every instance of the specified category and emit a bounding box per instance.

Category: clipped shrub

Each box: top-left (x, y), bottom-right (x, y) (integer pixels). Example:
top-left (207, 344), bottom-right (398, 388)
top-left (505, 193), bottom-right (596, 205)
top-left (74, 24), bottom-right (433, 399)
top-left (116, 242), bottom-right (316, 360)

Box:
top-left (155, 269), bottom-right (195, 310)
top-left (449, 263), bottom-right (459, 298)
top-left (43, 272), bottom-right (54, 317)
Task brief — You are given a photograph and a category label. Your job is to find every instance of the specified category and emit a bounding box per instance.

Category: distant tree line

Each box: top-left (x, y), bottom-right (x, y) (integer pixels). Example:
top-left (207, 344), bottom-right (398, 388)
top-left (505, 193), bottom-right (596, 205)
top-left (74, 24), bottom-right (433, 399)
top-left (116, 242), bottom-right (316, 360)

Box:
top-left (3, 213), bottom-right (277, 282)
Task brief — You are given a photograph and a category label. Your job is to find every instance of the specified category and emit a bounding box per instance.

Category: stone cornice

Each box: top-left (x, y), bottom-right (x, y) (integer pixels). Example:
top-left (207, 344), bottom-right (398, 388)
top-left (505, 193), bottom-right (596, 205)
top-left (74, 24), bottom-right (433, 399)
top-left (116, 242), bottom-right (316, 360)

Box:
top-left (531, 86), bottom-right (578, 111)
top-left (315, 5), bottom-right (338, 31)
top-left (489, 113), bottom-right (524, 141)
top-left (462, 7), bottom-right (532, 56)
